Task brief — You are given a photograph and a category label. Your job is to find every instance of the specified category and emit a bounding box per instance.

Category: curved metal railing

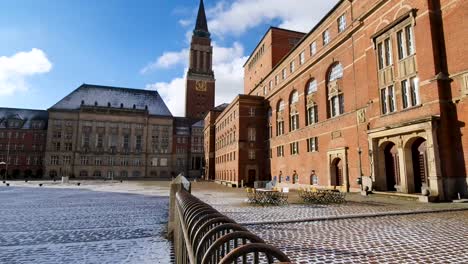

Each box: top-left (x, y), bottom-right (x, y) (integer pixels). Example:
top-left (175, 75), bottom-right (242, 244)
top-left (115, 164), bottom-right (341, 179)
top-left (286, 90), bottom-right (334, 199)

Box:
top-left (173, 189), bottom-right (291, 264)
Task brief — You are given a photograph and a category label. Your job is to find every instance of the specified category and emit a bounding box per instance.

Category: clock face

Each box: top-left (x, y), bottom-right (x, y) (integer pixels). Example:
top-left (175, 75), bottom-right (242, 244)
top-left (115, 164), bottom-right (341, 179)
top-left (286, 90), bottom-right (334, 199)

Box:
top-left (195, 80), bottom-right (207, 92)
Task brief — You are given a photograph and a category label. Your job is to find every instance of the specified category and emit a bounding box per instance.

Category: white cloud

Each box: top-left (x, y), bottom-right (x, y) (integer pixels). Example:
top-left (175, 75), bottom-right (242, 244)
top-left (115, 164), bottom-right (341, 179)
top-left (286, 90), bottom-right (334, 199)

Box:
top-left (145, 1), bottom-right (340, 116)
top-left (146, 42), bottom-right (247, 116)
top-left (141, 49), bottom-right (189, 74)
top-left (208, 0), bottom-right (340, 36)
top-left (0, 48), bottom-right (52, 96)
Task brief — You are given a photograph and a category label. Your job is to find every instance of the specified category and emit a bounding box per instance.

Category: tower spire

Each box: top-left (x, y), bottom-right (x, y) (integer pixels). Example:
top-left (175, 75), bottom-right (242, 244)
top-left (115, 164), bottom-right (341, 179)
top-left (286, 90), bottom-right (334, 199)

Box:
top-left (194, 0), bottom-right (210, 37)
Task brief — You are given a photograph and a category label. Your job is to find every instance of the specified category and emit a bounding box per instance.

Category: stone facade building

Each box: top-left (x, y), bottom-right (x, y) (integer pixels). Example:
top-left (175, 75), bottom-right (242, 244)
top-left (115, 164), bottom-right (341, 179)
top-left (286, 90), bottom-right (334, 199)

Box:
top-left (0, 108), bottom-right (48, 179)
top-left (206, 0), bottom-right (468, 201)
top-left (2, 0), bottom-right (215, 180)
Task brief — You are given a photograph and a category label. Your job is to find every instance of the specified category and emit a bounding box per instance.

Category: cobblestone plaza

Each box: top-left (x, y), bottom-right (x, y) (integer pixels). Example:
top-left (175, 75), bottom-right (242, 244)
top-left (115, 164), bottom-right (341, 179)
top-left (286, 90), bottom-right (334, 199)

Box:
top-left (1, 181), bottom-right (467, 263)
top-left (0, 186), bottom-right (172, 264)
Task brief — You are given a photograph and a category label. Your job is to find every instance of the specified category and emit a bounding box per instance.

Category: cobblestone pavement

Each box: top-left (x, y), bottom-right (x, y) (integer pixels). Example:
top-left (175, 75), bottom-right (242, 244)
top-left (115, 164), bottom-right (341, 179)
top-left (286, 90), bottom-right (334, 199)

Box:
top-left (191, 183), bottom-right (468, 224)
top-left (0, 186), bottom-right (172, 264)
top-left (247, 211), bottom-right (468, 264)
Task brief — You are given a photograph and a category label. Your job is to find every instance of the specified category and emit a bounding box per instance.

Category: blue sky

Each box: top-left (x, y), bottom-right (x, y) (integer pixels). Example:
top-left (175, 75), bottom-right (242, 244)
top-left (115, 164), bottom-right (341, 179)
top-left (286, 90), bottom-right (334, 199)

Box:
top-left (0, 0), bottom-right (338, 116)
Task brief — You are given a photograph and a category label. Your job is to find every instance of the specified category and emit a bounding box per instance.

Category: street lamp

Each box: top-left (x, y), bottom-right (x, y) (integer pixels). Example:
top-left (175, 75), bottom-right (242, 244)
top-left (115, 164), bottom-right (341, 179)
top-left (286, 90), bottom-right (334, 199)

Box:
top-left (0, 161), bottom-right (6, 183)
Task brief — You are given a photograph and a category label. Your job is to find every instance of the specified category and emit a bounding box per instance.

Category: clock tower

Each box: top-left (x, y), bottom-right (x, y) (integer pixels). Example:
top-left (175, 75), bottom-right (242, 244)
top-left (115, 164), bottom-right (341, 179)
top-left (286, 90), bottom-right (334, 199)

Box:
top-left (185, 0), bottom-right (215, 120)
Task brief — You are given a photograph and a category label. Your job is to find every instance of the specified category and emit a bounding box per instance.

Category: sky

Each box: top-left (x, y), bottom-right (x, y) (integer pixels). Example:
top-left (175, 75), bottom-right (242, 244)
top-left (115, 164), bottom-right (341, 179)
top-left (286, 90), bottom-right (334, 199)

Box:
top-left (0, 0), bottom-right (339, 117)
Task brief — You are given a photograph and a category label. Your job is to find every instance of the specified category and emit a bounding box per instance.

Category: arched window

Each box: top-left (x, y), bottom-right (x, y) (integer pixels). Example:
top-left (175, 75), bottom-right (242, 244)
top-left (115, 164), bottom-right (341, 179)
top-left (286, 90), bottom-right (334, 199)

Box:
top-left (290, 90), bottom-right (299, 104)
top-left (307, 79), bottom-right (317, 94)
top-left (289, 91), bottom-right (299, 131)
top-left (327, 63), bottom-right (344, 117)
top-left (277, 100), bottom-right (285, 112)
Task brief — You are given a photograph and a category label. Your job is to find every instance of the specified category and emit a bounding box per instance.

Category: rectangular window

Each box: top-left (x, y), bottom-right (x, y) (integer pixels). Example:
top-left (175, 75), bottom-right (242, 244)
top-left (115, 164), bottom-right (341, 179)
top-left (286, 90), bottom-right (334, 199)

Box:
top-left (248, 127), bottom-right (256, 142)
top-left (290, 61), bottom-right (295, 73)
top-left (136, 135), bottom-right (142, 150)
top-left (82, 134), bottom-right (90, 147)
top-left (402, 77), bottom-right (419, 108)
top-left (338, 14), bottom-right (346, 32)
top-left (80, 156), bottom-right (88, 165)
top-left (50, 155), bottom-right (59, 165)
top-left (53, 142), bottom-right (61, 151)
top-left (123, 134), bottom-right (130, 149)
top-left (299, 51), bottom-right (305, 65)
top-left (96, 134), bottom-right (104, 148)
top-left (290, 114), bottom-right (299, 131)
top-left (248, 150), bottom-right (256, 160)
top-left (63, 156), bottom-right (71, 165)
top-left (276, 121), bottom-right (284, 136)
top-left (398, 26), bottom-right (415, 60)
top-left (331, 95), bottom-right (344, 117)
top-left (381, 85), bottom-right (397, 114)
top-left (323, 29), bottom-right (330, 45)
top-left (95, 157), bottom-right (102, 166)
top-left (384, 38), bottom-right (392, 66)
top-left (276, 146), bottom-right (284, 157)
top-left (249, 107), bottom-right (255, 117)
top-left (306, 105), bottom-right (318, 125)
top-left (307, 137), bottom-right (318, 152)
top-left (310, 41), bottom-right (317, 55)
top-left (290, 142), bottom-right (299, 155)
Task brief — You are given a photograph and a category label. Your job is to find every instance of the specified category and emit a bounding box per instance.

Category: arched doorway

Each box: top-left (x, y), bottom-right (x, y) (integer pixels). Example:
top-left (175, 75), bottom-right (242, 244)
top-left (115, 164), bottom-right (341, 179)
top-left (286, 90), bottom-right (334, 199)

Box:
top-left (411, 138), bottom-right (428, 193)
top-left (331, 158), bottom-right (343, 186)
top-left (384, 143), bottom-right (400, 191)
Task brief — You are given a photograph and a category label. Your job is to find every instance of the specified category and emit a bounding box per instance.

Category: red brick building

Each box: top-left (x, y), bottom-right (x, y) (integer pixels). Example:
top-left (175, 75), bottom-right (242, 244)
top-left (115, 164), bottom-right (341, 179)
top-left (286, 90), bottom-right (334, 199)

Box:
top-left (206, 0), bottom-right (468, 201)
top-left (185, 0), bottom-right (215, 120)
top-left (0, 108), bottom-right (48, 179)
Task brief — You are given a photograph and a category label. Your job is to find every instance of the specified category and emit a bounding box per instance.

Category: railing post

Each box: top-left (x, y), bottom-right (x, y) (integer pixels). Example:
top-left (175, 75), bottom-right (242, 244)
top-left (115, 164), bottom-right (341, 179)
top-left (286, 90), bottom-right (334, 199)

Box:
top-left (168, 174), bottom-right (191, 239)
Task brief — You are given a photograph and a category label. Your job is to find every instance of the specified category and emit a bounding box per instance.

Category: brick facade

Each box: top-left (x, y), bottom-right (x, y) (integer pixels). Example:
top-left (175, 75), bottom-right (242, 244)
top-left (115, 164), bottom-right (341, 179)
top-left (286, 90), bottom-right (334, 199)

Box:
top-left (208, 0), bottom-right (468, 200)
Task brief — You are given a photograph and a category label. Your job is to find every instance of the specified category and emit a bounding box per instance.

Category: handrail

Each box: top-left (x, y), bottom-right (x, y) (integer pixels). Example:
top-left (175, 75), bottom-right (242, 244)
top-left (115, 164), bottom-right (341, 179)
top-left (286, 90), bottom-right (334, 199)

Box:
top-left (172, 189), bottom-right (291, 264)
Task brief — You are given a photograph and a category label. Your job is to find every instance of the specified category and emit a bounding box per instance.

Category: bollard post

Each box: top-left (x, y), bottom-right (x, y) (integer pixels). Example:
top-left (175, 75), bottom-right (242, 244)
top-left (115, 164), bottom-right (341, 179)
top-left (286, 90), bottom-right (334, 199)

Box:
top-left (167, 174), bottom-right (191, 239)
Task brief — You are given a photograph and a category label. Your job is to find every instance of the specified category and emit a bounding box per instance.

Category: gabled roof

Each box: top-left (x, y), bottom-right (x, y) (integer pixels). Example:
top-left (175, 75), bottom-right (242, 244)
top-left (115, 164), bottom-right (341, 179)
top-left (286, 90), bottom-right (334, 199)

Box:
top-left (194, 0), bottom-right (210, 38)
top-left (192, 120), bottom-right (204, 128)
top-left (50, 84), bottom-right (173, 117)
top-left (213, 103), bottom-right (229, 112)
top-left (0, 108), bottom-right (48, 129)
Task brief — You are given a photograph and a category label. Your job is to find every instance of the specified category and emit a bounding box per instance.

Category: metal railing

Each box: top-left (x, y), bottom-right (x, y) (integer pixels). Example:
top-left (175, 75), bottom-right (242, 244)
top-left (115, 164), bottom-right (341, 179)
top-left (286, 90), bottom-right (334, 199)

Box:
top-left (173, 189), bottom-right (291, 264)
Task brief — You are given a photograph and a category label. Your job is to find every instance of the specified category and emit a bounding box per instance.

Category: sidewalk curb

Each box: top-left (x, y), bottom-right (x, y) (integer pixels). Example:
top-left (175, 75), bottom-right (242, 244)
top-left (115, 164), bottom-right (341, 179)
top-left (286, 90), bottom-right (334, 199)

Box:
top-left (240, 207), bottom-right (468, 226)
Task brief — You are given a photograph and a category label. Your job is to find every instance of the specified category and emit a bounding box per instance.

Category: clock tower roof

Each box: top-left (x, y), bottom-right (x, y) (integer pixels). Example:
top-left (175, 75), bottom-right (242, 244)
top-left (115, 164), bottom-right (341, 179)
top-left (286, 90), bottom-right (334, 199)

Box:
top-left (194, 0), bottom-right (210, 38)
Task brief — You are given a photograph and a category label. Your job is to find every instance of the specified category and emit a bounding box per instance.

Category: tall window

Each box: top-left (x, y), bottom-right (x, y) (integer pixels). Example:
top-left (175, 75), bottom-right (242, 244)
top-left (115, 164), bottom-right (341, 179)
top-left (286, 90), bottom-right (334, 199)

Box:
top-left (290, 61), bottom-right (295, 73)
top-left (267, 108), bottom-right (273, 139)
top-left (307, 137), bottom-right (318, 152)
top-left (248, 150), bottom-right (256, 160)
top-left (282, 68), bottom-right (287, 80)
top-left (310, 41), bottom-right (317, 55)
top-left (307, 79), bottom-right (317, 94)
top-left (402, 77), bottom-right (420, 108)
top-left (290, 142), bottom-right (299, 155)
top-left (123, 134), bottom-right (130, 149)
top-left (323, 29), bottom-right (330, 45)
top-left (82, 134), bottom-right (90, 147)
top-left (248, 127), bottom-right (256, 142)
top-left (96, 134), bottom-right (104, 148)
top-left (289, 91), bottom-right (299, 131)
top-left (338, 14), bottom-right (347, 32)
top-left (299, 51), bottom-right (305, 65)
top-left (290, 113), bottom-right (299, 131)
top-left (50, 155), bottom-right (59, 165)
top-left (276, 146), bottom-right (284, 157)
top-left (397, 25), bottom-right (415, 60)
top-left (306, 105), bottom-right (318, 126)
top-left (277, 100), bottom-right (285, 136)
top-left (377, 38), bottom-right (392, 70)
top-left (381, 85), bottom-right (396, 114)
top-left (328, 63), bottom-right (345, 117)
